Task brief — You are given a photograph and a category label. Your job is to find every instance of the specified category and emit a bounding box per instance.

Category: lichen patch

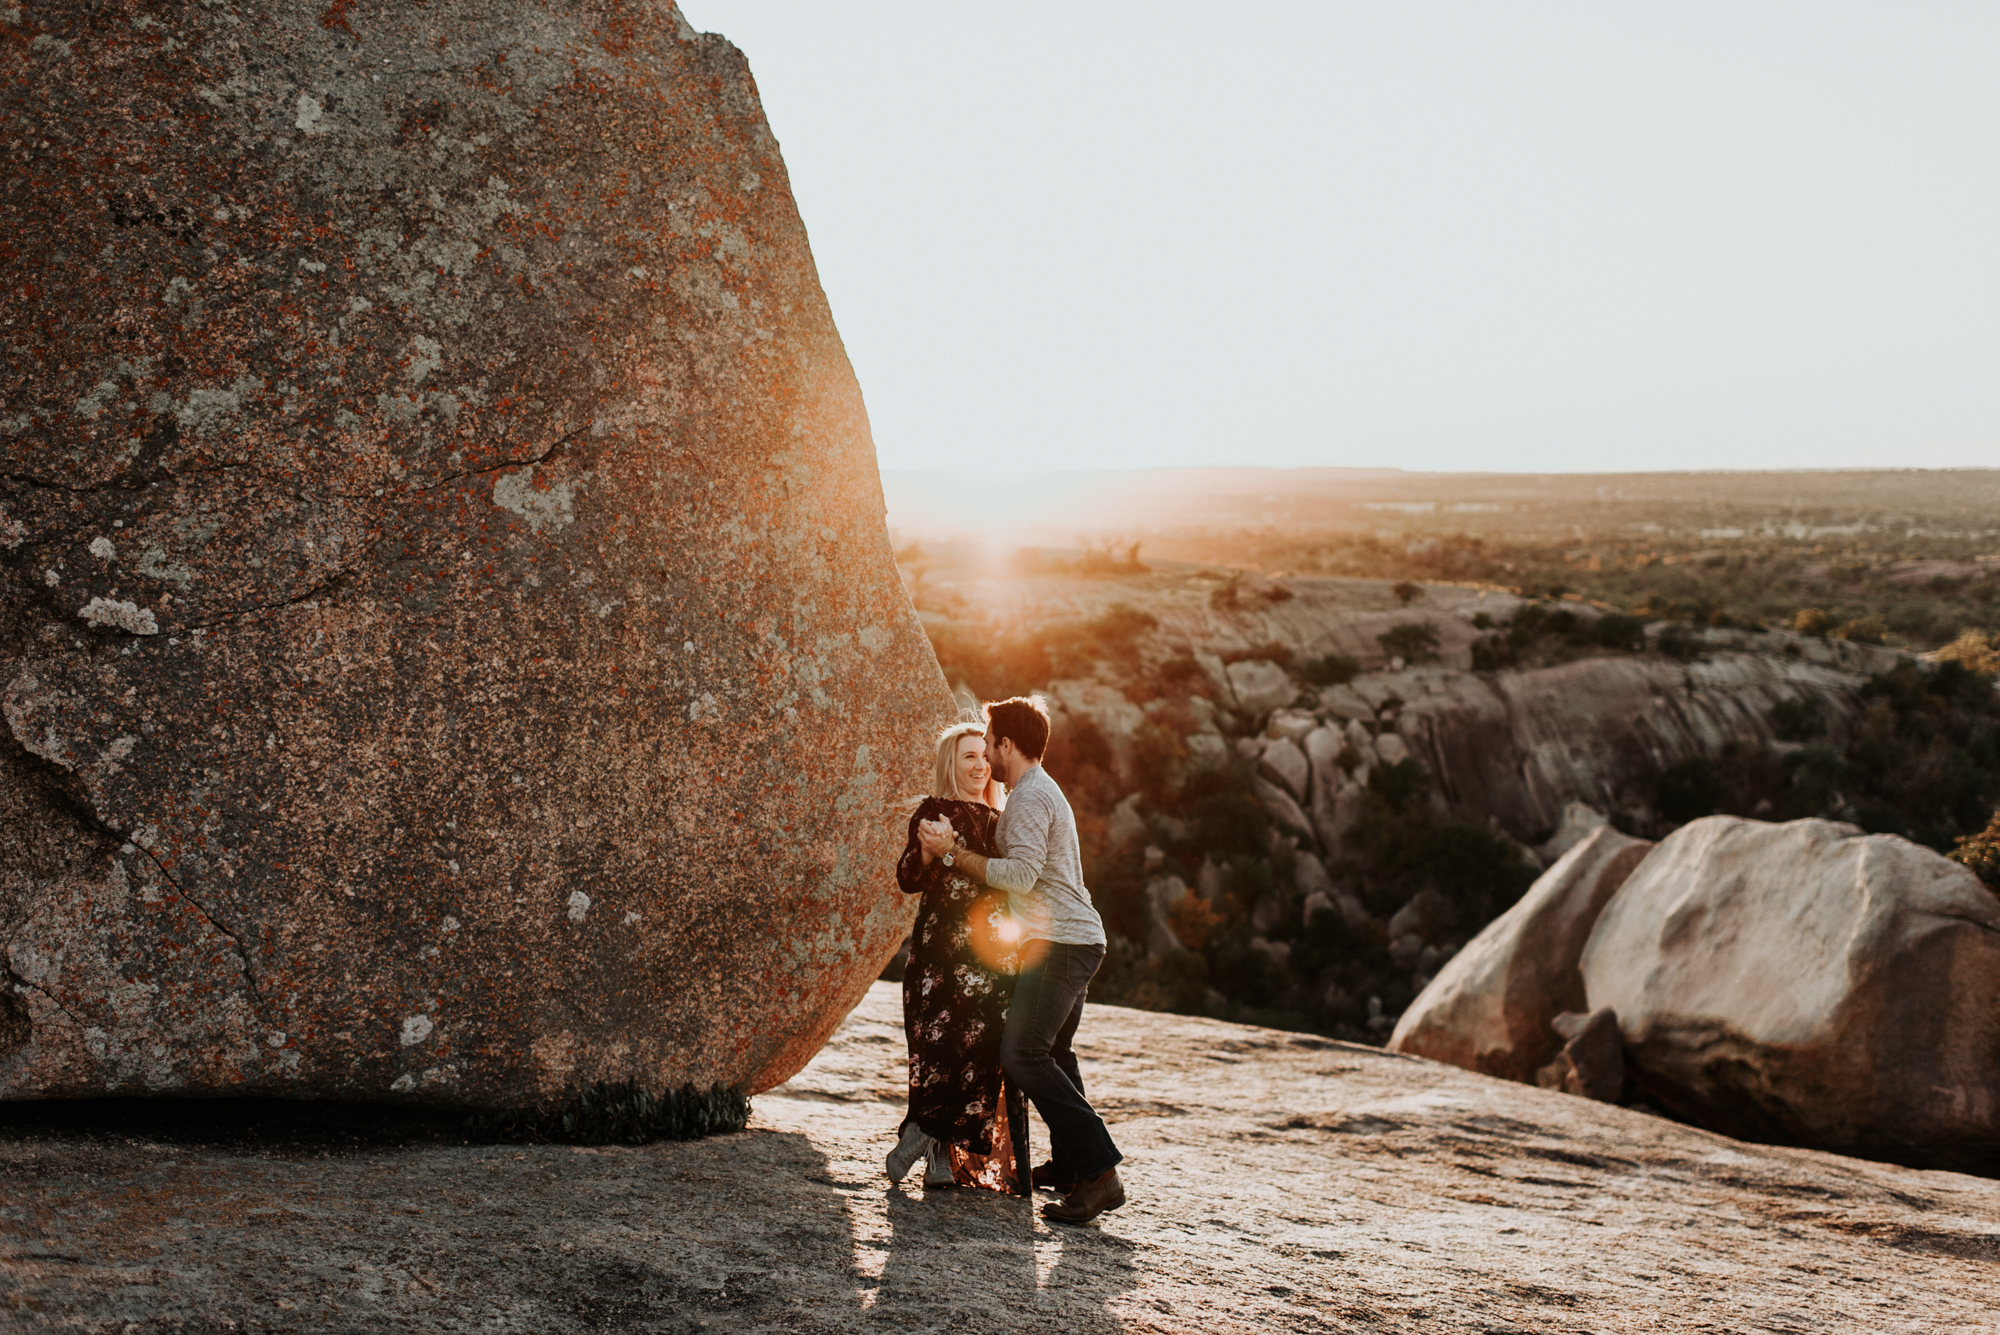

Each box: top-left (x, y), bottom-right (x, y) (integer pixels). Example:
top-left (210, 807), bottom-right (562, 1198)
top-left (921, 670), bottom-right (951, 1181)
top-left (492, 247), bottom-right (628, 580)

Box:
top-left (78, 599), bottom-right (159, 635)
top-left (493, 465), bottom-right (580, 534)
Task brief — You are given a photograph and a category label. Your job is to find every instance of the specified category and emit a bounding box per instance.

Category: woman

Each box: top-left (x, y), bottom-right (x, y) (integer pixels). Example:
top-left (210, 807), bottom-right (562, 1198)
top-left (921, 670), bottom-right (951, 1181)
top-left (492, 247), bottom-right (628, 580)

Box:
top-left (886, 721), bottom-right (1030, 1194)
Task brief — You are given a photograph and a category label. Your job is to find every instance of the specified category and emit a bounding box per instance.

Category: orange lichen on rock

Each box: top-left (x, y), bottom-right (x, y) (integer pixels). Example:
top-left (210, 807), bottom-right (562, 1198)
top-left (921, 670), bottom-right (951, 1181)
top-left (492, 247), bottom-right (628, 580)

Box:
top-left (0, 1), bottom-right (948, 1107)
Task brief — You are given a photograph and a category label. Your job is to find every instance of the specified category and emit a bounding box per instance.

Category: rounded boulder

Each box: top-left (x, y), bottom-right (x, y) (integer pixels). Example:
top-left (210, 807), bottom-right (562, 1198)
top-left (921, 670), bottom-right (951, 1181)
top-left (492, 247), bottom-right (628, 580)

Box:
top-left (0, 2), bottom-right (949, 1107)
top-left (1580, 817), bottom-right (2000, 1170)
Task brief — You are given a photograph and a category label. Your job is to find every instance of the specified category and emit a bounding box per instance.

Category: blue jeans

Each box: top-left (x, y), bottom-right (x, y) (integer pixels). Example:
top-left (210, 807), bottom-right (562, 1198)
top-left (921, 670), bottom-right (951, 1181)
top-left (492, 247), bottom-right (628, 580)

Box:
top-left (1001, 942), bottom-right (1122, 1182)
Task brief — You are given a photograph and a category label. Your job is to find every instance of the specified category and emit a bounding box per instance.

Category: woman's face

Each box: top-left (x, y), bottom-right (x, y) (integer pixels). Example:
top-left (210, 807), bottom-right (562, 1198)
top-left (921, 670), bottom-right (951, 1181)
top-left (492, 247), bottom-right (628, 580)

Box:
top-left (955, 734), bottom-right (991, 799)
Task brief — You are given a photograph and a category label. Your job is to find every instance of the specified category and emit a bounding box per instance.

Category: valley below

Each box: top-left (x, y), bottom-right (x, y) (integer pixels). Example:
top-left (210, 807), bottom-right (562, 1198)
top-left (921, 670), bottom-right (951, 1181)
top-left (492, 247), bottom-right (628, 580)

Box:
top-left (898, 546), bottom-right (1998, 1050)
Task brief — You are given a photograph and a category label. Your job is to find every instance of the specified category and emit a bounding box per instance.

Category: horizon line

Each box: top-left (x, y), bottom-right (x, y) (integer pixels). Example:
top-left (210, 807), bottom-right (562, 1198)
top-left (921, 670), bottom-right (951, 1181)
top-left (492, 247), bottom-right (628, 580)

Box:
top-left (879, 463), bottom-right (2000, 480)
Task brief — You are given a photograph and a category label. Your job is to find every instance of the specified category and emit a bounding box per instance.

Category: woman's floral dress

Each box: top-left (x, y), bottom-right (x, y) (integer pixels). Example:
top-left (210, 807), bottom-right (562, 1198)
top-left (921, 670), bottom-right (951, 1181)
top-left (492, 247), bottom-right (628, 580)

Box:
top-left (895, 796), bottom-right (1029, 1194)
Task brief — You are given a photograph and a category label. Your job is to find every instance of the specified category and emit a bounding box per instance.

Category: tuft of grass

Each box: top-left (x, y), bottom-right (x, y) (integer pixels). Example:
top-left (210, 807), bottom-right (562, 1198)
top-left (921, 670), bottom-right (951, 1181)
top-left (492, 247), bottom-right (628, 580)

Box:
top-left (465, 1081), bottom-right (749, 1145)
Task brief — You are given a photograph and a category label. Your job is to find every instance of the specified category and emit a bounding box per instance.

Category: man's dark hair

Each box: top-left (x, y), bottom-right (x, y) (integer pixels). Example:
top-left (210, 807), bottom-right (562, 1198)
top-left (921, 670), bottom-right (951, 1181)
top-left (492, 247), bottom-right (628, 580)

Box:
top-left (983, 695), bottom-right (1051, 763)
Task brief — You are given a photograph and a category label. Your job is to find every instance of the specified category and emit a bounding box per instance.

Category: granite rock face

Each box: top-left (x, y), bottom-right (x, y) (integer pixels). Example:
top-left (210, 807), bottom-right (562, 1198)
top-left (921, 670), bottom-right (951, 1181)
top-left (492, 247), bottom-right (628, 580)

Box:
top-left (0, 2), bottom-right (950, 1105)
top-left (1387, 825), bottom-right (1652, 1082)
top-left (1388, 650), bottom-right (1870, 841)
top-left (1582, 817), bottom-right (2000, 1171)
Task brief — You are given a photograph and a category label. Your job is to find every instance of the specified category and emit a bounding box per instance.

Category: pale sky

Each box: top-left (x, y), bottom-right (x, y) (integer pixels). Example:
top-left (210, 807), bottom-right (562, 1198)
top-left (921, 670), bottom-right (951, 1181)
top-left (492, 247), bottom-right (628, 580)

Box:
top-left (678, 2), bottom-right (2000, 475)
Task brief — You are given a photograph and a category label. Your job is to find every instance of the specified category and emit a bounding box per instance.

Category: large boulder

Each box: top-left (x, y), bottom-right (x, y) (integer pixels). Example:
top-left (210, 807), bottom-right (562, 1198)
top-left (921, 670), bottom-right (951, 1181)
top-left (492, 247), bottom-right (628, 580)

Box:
top-left (1387, 825), bottom-right (1653, 1082)
top-left (1225, 658), bottom-right (1298, 718)
top-left (1581, 817), bottom-right (2000, 1171)
top-left (1256, 737), bottom-right (1310, 804)
top-left (0, 2), bottom-right (949, 1107)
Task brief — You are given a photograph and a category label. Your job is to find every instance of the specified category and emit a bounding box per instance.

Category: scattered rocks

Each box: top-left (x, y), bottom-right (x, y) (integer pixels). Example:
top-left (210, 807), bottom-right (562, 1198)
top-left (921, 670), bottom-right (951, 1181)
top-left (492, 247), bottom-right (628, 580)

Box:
top-left (1541, 1007), bottom-right (1625, 1102)
top-left (1252, 774), bottom-right (1316, 846)
top-left (1388, 825), bottom-right (1653, 1082)
top-left (1374, 730), bottom-right (1411, 767)
top-left (1582, 816), bottom-right (2000, 1171)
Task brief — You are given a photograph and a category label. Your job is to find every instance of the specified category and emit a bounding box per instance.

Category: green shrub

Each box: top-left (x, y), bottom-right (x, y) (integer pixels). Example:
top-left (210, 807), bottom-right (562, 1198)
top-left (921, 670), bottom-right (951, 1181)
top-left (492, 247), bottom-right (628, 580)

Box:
top-left (1769, 697), bottom-right (1825, 742)
top-left (1367, 758), bottom-right (1431, 814)
top-left (1181, 765), bottom-right (1269, 858)
top-left (1042, 604), bottom-right (1159, 677)
top-left (1834, 615), bottom-right (1888, 645)
top-left (1657, 757), bottom-right (1723, 824)
top-left (1377, 622), bottom-right (1441, 664)
top-left (1084, 829), bottom-right (1154, 944)
top-left (1294, 652), bottom-right (1361, 686)
top-left (1656, 625), bottom-right (1703, 661)
top-left (1119, 947), bottom-right (1212, 1014)
top-left (1780, 744), bottom-right (1849, 819)
top-left (1205, 928), bottom-right (1284, 1010)
top-left (1937, 629), bottom-right (1997, 678)
top-left (1470, 633), bottom-right (1512, 671)
top-left (1130, 722), bottom-right (1190, 808)
top-left (1221, 640), bottom-right (1290, 666)
top-left (1152, 653), bottom-right (1213, 698)
top-left (1950, 813), bottom-right (2000, 890)
top-left (1592, 613), bottom-right (1645, 650)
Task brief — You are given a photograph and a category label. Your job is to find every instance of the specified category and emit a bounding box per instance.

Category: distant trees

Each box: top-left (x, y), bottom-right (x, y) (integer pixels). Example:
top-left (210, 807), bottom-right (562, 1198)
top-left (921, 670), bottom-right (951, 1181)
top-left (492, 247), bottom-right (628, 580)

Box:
top-left (1650, 660), bottom-right (2000, 853)
top-left (1937, 629), bottom-right (1997, 677)
top-left (1833, 614), bottom-right (1887, 645)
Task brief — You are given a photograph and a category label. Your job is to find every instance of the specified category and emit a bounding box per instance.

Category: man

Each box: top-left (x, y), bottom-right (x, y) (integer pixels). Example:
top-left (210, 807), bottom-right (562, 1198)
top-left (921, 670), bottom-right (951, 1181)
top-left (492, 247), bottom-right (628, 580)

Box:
top-left (916, 695), bottom-right (1126, 1225)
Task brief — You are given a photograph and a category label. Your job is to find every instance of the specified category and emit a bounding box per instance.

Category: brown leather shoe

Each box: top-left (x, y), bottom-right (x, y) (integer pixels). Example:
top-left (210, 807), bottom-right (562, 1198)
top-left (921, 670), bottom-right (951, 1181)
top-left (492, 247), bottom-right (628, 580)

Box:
top-left (1041, 1168), bottom-right (1126, 1225)
top-left (1030, 1161), bottom-right (1077, 1195)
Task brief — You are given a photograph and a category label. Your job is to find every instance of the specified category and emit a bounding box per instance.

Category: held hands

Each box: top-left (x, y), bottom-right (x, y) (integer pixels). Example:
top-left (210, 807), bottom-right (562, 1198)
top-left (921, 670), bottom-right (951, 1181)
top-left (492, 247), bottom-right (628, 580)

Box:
top-left (917, 816), bottom-right (958, 861)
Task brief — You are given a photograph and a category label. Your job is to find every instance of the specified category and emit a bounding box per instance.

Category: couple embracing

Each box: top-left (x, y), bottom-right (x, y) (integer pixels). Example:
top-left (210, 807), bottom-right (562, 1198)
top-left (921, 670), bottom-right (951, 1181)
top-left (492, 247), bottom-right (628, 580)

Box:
top-left (886, 695), bottom-right (1129, 1226)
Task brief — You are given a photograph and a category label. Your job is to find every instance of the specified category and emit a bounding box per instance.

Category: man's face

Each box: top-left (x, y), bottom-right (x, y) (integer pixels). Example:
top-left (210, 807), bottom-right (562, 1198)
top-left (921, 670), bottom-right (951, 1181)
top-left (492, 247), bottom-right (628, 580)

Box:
top-left (988, 734), bottom-right (1019, 784)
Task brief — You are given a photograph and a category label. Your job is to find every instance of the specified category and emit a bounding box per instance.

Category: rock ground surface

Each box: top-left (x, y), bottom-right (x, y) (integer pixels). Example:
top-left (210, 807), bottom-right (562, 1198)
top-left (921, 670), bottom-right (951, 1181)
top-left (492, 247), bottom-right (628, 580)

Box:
top-left (2, 1), bottom-right (945, 1106)
top-left (7, 982), bottom-right (2000, 1332)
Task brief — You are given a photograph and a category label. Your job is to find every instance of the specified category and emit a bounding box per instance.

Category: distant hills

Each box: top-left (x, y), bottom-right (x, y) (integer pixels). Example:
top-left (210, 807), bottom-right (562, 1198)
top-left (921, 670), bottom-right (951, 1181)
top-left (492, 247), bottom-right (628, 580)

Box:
top-left (881, 466), bottom-right (2000, 547)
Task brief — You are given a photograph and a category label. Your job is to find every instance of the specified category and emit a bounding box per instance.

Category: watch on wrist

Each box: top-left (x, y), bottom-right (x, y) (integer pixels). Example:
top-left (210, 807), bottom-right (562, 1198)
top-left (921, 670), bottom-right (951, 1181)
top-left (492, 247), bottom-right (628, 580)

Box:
top-left (942, 849), bottom-right (955, 867)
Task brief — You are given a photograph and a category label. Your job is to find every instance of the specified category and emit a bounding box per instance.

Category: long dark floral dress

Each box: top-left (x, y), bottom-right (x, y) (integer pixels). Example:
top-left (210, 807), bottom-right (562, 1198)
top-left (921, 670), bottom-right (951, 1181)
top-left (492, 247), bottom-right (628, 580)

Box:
top-left (896, 796), bottom-right (1030, 1195)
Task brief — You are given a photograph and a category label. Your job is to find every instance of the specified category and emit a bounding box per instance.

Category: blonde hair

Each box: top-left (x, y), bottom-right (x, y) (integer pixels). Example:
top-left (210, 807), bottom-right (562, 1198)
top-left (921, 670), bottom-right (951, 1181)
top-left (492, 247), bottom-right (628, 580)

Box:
top-left (932, 721), bottom-right (1003, 808)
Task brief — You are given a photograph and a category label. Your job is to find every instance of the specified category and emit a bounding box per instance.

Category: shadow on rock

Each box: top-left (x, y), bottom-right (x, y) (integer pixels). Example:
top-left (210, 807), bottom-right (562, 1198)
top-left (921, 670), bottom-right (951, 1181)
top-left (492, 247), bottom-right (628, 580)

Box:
top-left (0, 1124), bottom-right (872, 1333)
top-left (0, 1097), bottom-right (488, 1158)
top-left (872, 1186), bottom-right (1140, 1331)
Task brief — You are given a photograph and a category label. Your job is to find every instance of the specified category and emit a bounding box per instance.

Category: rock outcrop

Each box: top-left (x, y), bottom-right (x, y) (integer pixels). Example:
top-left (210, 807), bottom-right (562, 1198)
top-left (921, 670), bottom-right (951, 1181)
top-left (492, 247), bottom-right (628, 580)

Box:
top-left (1387, 825), bottom-right (1652, 1081)
top-left (1581, 817), bottom-right (2000, 1171)
top-left (1388, 650), bottom-right (1871, 840)
top-left (0, 2), bottom-right (948, 1106)
top-left (12, 981), bottom-right (2000, 1333)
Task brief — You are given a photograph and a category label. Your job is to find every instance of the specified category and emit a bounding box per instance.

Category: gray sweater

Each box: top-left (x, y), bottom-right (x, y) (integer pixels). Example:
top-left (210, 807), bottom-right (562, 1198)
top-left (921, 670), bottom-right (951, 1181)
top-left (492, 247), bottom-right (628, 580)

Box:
top-left (985, 765), bottom-right (1106, 948)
